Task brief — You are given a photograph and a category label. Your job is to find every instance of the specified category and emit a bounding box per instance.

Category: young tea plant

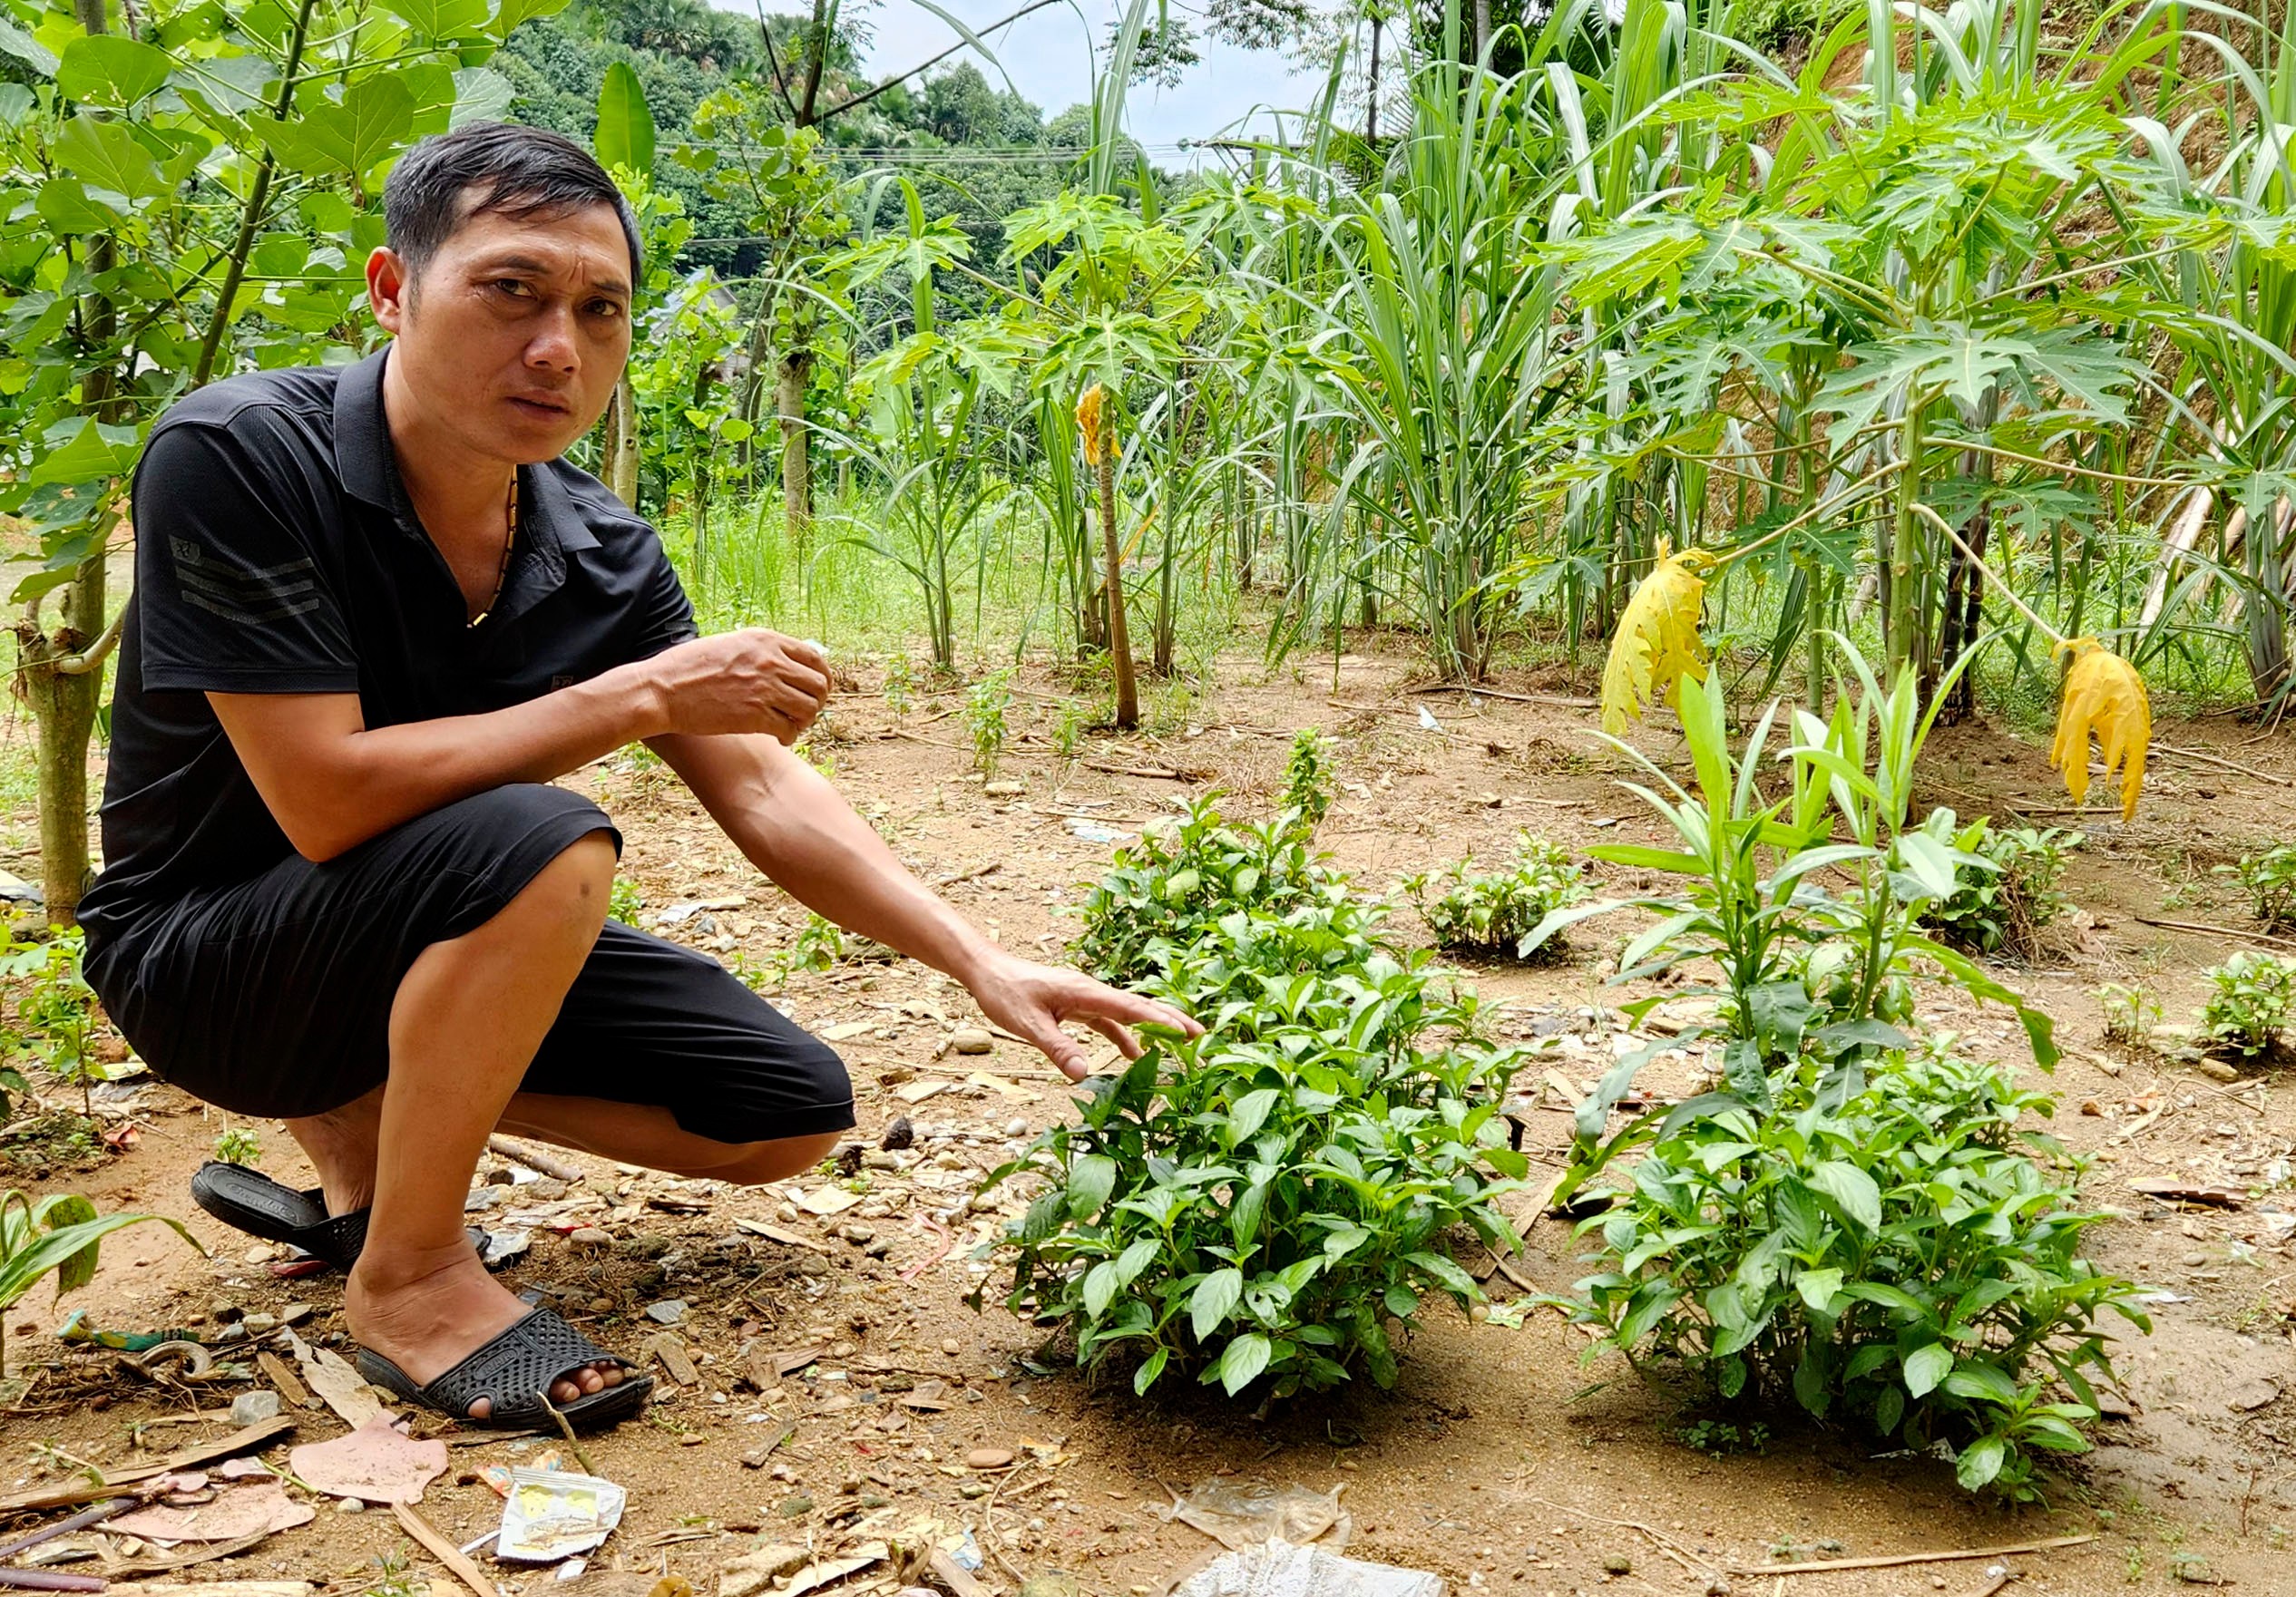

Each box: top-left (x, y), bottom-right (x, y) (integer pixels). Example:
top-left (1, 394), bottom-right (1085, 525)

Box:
top-left (2094, 983), bottom-right (2162, 1049)
top-left (966, 669), bottom-right (1013, 777)
top-left (989, 890), bottom-right (1529, 1399)
top-left (1404, 833), bottom-right (1587, 961)
top-left (883, 652), bottom-right (914, 721)
top-left (1070, 792), bottom-right (1351, 984)
top-left (2224, 845), bottom-right (2296, 933)
top-left (1574, 1047), bottom-right (2146, 1503)
top-left (1925, 823), bottom-right (2080, 960)
top-left (2200, 952), bottom-right (2296, 1060)
top-left (1279, 728), bottom-right (1334, 834)
top-left (211, 1126), bottom-right (261, 1167)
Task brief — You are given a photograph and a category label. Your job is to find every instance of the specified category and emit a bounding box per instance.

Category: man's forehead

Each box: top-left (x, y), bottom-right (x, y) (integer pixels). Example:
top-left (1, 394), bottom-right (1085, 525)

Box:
top-left (445, 191), bottom-right (630, 274)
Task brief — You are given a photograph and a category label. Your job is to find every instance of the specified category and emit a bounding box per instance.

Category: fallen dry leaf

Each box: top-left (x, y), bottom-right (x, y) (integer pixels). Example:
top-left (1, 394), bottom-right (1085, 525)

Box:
top-left (288, 1414), bottom-right (446, 1505)
top-left (107, 1480), bottom-right (314, 1542)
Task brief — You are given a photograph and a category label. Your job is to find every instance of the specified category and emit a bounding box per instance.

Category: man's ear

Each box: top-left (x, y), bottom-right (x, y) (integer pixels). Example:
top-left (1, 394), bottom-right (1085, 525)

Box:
top-left (367, 247), bottom-right (413, 334)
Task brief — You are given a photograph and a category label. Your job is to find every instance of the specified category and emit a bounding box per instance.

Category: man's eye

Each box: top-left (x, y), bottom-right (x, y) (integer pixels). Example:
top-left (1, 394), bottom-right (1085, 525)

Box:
top-left (493, 279), bottom-right (532, 297)
top-left (589, 300), bottom-right (624, 318)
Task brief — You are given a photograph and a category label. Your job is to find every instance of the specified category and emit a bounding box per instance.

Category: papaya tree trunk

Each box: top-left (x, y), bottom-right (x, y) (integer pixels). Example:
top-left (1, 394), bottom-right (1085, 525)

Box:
top-left (777, 346), bottom-right (814, 550)
top-left (604, 374), bottom-right (640, 509)
top-left (1097, 451), bottom-right (1138, 729)
top-left (16, 575), bottom-right (112, 923)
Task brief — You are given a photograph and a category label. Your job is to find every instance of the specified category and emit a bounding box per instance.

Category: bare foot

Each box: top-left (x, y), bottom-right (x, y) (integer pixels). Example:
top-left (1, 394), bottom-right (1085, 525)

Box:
top-left (347, 1244), bottom-right (621, 1419)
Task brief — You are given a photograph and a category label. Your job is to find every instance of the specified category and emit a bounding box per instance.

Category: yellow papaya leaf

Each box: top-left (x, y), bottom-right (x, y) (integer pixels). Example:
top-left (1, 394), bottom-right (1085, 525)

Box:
top-left (1599, 542), bottom-right (1719, 735)
top-left (1077, 384), bottom-right (1109, 466)
top-left (2049, 638), bottom-right (2149, 821)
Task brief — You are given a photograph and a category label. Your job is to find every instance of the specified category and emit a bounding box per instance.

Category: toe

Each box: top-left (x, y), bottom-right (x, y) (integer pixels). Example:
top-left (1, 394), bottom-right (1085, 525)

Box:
top-left (468, 1396), bottom-right (493, 1420)
top-left (599, 1364), bottom-right (624, 1388)
top-left (574, 1366), bottom-right (606, 1395)
top-left (551, 1376), bottom-right (582, 1404)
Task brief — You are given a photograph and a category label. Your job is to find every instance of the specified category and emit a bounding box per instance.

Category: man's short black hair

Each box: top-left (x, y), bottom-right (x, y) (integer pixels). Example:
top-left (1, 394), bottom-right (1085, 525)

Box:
top-left (385, 122), bottom-right (643, 288)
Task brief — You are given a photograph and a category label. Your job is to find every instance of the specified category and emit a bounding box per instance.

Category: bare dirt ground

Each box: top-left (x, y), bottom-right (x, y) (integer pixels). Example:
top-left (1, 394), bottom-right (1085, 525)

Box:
top-left (5, 640), bottom-right (2294, 1597)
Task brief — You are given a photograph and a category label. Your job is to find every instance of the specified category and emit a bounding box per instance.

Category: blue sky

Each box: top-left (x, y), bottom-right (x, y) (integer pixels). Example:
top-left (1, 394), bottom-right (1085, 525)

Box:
top-left (710, 0), bottom-right (1320, 155)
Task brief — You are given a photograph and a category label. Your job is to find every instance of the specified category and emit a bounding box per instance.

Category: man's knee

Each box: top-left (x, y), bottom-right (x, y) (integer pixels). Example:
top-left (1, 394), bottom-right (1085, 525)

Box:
top-left (701, 1131), bottom-right (842, 1185)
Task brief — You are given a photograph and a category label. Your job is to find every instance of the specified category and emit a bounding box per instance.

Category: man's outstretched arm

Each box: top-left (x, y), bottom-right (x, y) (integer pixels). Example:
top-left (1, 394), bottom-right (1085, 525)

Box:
top-left (211, 629), bottom-right (832, 863)
top-left (648, 729), bottom-right (1199, 1078)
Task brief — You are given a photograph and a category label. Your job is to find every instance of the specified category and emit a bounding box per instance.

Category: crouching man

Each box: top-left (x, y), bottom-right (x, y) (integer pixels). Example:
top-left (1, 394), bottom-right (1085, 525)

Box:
top-left (77, 122), bottom-right (1194, 1431)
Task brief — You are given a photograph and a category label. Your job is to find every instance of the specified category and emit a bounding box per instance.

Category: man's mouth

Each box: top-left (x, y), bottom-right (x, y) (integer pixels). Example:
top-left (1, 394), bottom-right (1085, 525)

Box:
top-left (510, 394), bottom-right (572, 417)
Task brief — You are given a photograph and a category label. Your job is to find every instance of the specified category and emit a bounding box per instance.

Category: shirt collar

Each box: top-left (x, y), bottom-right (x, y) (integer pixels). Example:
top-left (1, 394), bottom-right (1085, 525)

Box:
top-left (332, 344), bottom-right (603, 629)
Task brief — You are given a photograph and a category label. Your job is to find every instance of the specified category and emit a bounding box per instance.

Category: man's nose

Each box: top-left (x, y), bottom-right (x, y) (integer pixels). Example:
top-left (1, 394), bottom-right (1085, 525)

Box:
top-left (525, 305), bottom-right (579, 372)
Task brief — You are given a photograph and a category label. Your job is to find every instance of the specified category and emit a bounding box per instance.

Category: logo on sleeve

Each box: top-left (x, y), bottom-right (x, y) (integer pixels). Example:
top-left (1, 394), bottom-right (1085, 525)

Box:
top-left (171, 537), bottom-right (325, 627)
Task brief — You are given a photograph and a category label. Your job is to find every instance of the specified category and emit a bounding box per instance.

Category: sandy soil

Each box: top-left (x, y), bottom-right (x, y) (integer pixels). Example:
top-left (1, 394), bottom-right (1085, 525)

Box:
top-left (4, 640), bottom-right (2293, 1597)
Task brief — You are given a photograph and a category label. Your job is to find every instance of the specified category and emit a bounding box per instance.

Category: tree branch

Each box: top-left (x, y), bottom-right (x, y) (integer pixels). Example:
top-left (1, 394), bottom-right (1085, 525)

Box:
top-left (816, 0), bottom-right (1067, 123)
top-left (54, 607), bottom-right (124, 676)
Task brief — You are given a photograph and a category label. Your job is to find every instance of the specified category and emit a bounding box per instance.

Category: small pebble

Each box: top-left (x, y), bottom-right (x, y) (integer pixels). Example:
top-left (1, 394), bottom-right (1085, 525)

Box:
top-left (839, 1224), bottom-right (876, 1245)
top-left (965, 1446), bottom-right (1016, 1469)
top-left (569, 1227), bottom-right (613, 1247)
top-left (958, 1480), bottom-right (991, 1499)
top-left (335, 1498), bottom-right (366, 1514)
top-left (1602, 1553), bottom-right (1631, 1575)
top-left (943, 1338), bottom-right (962, 1356)
top-left (230, 1390), bottom-right (283, 1425)
top-left (2184, 1252), bottom-right (2208, 1268)
top-left (779, 1495), bottom-right (815, 1517)
top-left (1003, 1117), bottom-right (1028, 1138)
top-left (951, 1027), bottom-right (995, 1055)
top-left (647, 1300), bottom-right (690, 1324)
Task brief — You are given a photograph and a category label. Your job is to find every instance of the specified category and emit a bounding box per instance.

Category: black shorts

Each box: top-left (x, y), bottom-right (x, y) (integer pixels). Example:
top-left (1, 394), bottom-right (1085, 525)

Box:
top-left (83, 784), bottom-right (855, 1144)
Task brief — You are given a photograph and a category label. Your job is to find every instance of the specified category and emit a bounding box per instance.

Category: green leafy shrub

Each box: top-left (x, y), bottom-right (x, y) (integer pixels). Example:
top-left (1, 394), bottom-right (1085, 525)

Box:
top-left (2224, 845), bottom-right (2296, 933)
top-left (1573, 1049), bottom-right (2146, 1504)
top-left (966, 669), bottom-right (1012, 776)
top-left (2093, 982), bottom-right (2161, 1047)
top-left (883, 652), bottom-right (914, 720)
top-left (1528, 656), bottom-right (2056, 1154)
top-left (1404, 833), bottom-right (1586, 960)
top-left (2200, 952), bottom-right (2296, 1059)
top-left (3, 932), bottom-right (101, 1117)
top-left (1279, 729), bottom-right (1334, 833)
top-left (1924, 823), bottom-right (2080, 959)
top-left (1070, 793), bottom-right (1348, 984)
top-left (609, 876), bottom-right (644, 927)
top-left (212, 1126), bottom-right (261, 1167)
top-left (986, 904), bottom-right (1529, 1399)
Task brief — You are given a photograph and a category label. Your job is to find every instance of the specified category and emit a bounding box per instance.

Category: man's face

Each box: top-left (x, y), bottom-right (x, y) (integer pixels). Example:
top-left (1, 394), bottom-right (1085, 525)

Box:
top-left (369, 193), bottom-right (633, 464)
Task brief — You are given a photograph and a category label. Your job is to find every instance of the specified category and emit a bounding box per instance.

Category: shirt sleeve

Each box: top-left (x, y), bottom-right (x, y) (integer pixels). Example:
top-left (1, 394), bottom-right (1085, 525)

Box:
top-left (627, 528), bottom-right (699, 659)
top-left (132, 418), bottom-right (359, 695)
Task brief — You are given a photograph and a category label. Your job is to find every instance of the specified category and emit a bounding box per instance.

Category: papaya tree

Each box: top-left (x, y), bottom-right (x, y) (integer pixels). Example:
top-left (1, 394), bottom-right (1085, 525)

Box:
top-left (0, 0), bottom-right (555, 920)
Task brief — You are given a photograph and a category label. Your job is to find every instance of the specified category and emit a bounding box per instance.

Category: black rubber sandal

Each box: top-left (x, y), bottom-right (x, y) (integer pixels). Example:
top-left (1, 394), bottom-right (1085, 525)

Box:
top-left (189, 1163), bottom-right (487, 1273)
top-left (354, 1307), bottom-right (652, 1430)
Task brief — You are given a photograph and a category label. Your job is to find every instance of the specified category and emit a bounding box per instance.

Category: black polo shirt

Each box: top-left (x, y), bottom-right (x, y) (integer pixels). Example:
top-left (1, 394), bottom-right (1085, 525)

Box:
top-left (77, 346), bottom-right (696, 946)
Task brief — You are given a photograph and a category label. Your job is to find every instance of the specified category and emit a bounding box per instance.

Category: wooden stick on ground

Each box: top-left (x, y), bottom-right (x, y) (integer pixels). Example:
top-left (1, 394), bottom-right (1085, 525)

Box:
top-left (0, 1417), bottom-right (296, 1515)
top-left (1728, 1534), bottom-right (2092, 1575)
top-left (483, 1135), bottom-right (584, 1184)
top-left (390, 1504), bottom-right (496, 1597)
top-left (2151, 740), bottom-right (2290, 785)
top-left (2134, 916), bottom-right (2296, 954)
